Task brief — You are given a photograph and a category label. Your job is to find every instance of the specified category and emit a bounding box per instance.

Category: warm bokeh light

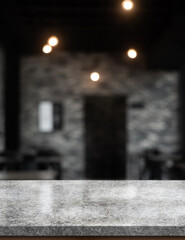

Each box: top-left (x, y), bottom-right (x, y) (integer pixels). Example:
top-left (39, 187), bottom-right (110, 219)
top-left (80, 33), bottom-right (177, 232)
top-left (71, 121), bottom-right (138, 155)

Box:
top-left (90, 72), bottom-right (100, 81)
top-left (48, 36), bottom-right (59, 47)
top-left (122, 0), bottom-right (134, 10)
top-left (127, 49), bottom-right (137, 59)
top-left (42, 45), bottom-right (52, 54)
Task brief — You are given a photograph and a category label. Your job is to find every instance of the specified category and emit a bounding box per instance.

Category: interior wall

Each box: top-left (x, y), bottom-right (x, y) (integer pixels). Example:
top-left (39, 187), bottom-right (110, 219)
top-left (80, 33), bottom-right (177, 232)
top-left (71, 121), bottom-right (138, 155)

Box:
top-left (20, 52), bottom-right (180, 179)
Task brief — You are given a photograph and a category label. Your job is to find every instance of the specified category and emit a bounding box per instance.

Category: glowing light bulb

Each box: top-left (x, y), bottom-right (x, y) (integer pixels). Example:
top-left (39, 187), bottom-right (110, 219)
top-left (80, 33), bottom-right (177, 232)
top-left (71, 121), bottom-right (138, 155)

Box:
top-left (42, 45), bottom-right (52, 54)
top-left (90, 72), bottom-right (100, 81)
top-left (127, 49), bottom-right (137, 59)
top-left (122, 0), bottom-right (134, 10)
top-left (48, 36), bottom-right (59, 47)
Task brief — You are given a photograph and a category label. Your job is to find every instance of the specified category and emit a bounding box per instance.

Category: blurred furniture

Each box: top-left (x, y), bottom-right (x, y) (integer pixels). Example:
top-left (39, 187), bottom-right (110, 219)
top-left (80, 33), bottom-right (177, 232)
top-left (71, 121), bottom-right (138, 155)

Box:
top-left (172, 162), bottom-right (185, 180)
top-left (0, 170), bottom-right (58, 180)
top-left (140, 149), bottom-right (183, 180)
top-left (140, 149), bottom-right (162, 180)
top-left (0, 149), bottom-right (62, 180)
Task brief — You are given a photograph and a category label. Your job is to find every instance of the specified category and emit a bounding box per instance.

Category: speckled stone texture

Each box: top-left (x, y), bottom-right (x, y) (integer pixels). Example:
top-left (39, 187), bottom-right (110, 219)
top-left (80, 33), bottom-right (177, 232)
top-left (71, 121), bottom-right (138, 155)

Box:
top-left (20, 52), bottom-right (180, 179)
top-left (1, 180), bottom-right (185, 236)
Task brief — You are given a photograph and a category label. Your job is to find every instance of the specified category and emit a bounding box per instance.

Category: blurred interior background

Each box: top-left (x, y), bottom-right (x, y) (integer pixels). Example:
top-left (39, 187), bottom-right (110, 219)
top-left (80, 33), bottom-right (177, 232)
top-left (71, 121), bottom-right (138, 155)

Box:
top-left (0, 0), bottom-right (185, 180)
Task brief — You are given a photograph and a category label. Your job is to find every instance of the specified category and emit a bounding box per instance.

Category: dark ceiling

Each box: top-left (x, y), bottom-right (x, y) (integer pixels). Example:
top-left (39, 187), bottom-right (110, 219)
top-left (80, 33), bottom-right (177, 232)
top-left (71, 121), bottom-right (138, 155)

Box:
top-left (0, 0), bottom-right (183, 67)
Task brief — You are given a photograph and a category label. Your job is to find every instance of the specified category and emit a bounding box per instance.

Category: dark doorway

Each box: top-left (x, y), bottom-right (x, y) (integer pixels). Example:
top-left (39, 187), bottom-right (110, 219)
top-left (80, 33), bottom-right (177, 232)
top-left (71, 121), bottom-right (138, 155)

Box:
top-left (85, 96), bottom-right (127, 180)
top-left (4, 47), bottom-right (20, 151)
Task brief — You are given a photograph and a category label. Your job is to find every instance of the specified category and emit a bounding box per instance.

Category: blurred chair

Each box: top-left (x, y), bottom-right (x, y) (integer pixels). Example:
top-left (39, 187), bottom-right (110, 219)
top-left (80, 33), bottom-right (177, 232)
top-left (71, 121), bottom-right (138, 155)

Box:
top-left (172, 162), bottom-right (185, 180)
top-left (140, 149), bottom-right (183, 180)
top-left (140, 149), bottom-right (162, 179)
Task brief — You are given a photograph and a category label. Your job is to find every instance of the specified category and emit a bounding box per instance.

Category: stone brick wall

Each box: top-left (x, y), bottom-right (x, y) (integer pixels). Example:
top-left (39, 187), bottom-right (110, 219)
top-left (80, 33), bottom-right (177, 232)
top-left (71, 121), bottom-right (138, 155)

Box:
top-left (20, 52), bottom-right (180, 179)
top-left (0, 47), bottom-right (5, 151)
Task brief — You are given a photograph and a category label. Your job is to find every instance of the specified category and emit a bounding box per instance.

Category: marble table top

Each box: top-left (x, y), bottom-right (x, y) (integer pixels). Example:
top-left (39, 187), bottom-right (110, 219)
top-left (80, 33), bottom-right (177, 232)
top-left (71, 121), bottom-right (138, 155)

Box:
top-left (0, 180), bottom-right (185, 236)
